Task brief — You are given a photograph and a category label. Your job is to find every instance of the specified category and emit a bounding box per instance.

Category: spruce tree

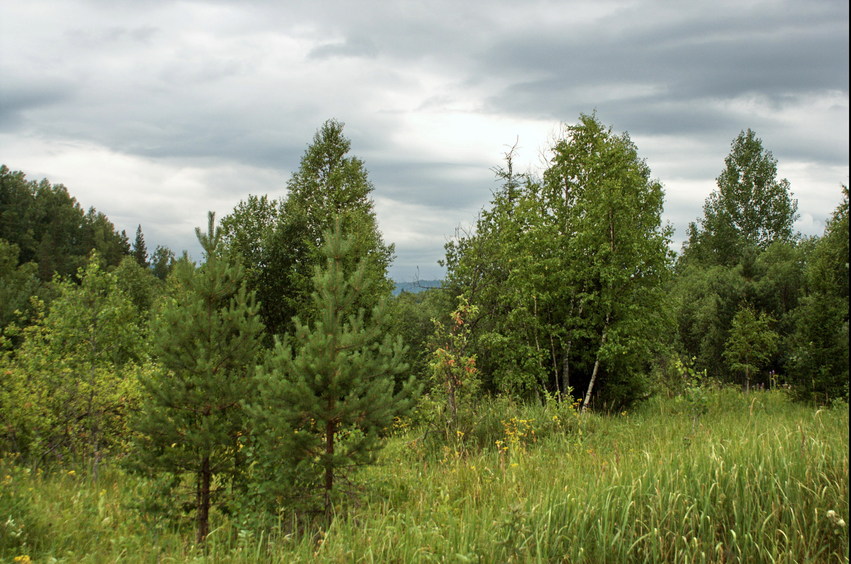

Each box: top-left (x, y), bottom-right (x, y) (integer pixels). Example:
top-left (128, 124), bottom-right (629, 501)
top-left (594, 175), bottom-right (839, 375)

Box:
top-left (247, 220), bottom-right (414, 523)
top-left (130, 212), bottom-right (263, 544)
top-left (132, 224), bottom-right (149, 269)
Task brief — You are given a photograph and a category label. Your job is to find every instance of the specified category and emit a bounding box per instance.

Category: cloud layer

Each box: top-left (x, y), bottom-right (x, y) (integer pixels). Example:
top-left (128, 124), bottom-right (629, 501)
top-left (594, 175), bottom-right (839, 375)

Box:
top-left (1, 0), bottom-right (847, 280)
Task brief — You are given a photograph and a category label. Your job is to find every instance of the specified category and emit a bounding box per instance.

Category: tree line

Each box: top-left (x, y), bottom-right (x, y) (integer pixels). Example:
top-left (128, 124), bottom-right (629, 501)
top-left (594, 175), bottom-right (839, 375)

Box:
top-left (0, 115), bottom-right (847, 543)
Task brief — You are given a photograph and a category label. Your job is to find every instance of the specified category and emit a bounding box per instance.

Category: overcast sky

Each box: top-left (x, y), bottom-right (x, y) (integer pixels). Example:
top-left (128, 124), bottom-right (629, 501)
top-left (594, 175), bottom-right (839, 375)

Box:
top-left (1, 0), bottom-right (848, 281)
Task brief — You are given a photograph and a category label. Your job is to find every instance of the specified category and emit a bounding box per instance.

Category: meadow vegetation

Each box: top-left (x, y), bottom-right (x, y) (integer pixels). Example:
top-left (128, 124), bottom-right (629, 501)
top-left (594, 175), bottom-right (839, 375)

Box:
top-left (1, 118), bottom-right (848, 562)
top-left (2, 389), bottom-right (847, 562)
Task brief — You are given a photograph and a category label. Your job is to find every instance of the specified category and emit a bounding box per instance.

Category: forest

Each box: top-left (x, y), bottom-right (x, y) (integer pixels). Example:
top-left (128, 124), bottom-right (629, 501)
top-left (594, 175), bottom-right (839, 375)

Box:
top-left (0, 115), bottom-right (848, 562)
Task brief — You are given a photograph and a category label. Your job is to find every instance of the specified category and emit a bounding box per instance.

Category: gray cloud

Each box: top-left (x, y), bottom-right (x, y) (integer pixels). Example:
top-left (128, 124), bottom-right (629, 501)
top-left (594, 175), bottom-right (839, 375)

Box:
top-left (309, 36), bottom-right (379, 59)
top-left (0, 0), bottom-right (847, 281)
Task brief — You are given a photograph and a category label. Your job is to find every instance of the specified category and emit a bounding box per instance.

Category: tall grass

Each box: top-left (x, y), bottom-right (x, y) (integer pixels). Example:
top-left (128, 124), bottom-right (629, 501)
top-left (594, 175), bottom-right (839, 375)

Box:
top-left (2, 390), bottom-right (847, 562)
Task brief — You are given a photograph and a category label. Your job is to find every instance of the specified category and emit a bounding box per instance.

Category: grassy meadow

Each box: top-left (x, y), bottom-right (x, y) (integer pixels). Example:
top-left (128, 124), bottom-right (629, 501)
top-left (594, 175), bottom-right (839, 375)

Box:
top-left (2, 389), bottom-right (848, 563)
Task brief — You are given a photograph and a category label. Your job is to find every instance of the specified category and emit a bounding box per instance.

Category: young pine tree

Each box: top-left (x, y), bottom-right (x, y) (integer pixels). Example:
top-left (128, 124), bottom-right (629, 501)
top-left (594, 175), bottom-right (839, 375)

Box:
top-left (247, 221), bottom-right (415, 523)
top-left (130, 212), bottom-right (264, 545)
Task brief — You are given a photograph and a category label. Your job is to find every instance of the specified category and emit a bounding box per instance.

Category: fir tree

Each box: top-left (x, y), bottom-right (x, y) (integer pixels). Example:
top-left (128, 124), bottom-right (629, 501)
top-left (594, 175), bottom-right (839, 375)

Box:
top-left (132, 224), bottom-right (149, 269)
top-left (248, 220), bottom-right (415, 523)
top-left (129, 212), bottom-right (263, 544)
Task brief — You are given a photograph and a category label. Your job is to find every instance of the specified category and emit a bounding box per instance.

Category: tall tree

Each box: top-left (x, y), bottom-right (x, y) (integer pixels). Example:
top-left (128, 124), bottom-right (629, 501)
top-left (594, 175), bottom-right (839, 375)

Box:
top-left (684, 129), bottom-right (798, 266)
top-left (673, 130), bottom-right (804, 385)
top-left (787, 185), bottom-right (849, 402)
top-left (248, 221), bottom-right (414, 523)
top-left (543, 115), bottom-right (672, 411)
top-left (130, 212), bottom-right (263, 544)
top-left (442, 114), bottom-right (672, 409)
top-left (150, 244), bottom-right (176, 281)
top-left (220, 194), bottom-right (283, 337)
top-left (219, 121), bottom-right (394, 338)
top-left (273, 119), bottom-right (394, 332)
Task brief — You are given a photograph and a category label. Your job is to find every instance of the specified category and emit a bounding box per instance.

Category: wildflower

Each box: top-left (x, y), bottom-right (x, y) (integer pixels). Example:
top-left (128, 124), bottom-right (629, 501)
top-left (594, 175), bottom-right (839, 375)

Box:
top-left (67, 470), bottom-right (76, 476)
top-left (14, 556), bottom-right (32, 563)
top-left (827, 510), bottom-right (847, 527)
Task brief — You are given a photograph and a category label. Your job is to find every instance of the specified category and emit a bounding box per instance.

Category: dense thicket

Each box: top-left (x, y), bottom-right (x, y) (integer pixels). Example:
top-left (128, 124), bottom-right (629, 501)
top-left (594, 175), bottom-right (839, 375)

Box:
top-left (670, 131), bottom-right (847, 402)
top-left (442, 114), bottom-right (672, 409)
top-left (0, 165), bottom-right (131, 280)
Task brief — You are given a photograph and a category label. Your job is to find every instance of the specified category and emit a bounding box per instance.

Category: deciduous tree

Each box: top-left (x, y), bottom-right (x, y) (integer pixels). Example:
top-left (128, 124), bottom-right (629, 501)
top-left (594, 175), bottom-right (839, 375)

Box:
top-left (683, 129), bottom-right (798, 266)
top-left (724, 306), bottom-right (779, 392)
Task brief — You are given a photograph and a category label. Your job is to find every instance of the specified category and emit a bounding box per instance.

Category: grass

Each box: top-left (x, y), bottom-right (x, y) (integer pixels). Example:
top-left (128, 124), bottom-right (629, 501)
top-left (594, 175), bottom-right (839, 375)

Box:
top-left (2, 389), bottom-right (848, 562)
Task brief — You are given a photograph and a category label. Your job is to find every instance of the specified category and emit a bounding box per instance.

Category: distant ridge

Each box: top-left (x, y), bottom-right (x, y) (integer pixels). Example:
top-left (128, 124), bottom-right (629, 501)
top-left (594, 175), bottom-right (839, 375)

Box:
top-left (392, 279), bottom-right (442, 295)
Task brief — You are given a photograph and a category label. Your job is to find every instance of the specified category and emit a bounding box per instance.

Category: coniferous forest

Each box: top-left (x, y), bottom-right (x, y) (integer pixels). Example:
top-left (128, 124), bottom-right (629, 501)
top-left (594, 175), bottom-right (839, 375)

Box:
top-left (1, 116), bottom-right (848, 562)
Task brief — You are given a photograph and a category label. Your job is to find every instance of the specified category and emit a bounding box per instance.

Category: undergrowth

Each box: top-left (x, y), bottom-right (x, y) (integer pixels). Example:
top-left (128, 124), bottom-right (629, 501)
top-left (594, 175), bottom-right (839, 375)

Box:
top-left (2, 390), bottom-right (847, 562)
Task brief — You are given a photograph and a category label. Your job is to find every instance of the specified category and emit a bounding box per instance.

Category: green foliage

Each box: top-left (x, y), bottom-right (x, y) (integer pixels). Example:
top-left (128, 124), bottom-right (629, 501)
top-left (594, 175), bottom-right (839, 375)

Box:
top-left (111, 255), bottom-right (161, 317)
top-left (427, 298), bottom-right (481, 432)
top-left (246, 222), bottom-right (415, 523)
top-left (788, 186), bottom-right (849, 403)
top-left (129, 212), bottom-right (264, 544)
top-left (0, 257), bottom-right (146, 467)
top-left (684, 129), bottom-right (798, 266)
top-left (444, 114), bottom-right (671, 409)
top-left (2, 391), bottom-right (846, 562)
top-left (0, 165), bottom-right (130, 281)
top-left (220, 121), bottom-right (394, 338)
top-left (724, 306), bottom-right (780, 391)
top-left (131, 225), bottom-right (149, 269)
top-left (673, 131), bottom-right (806, 387)
top-left (0, 239), bottom-right (40, 331)
top-left (385, 287), bottom-right (451, 386)
top-left (220, 193), bottom-right (282, 338)
top-left (149, 244), bottom-right (176, 281)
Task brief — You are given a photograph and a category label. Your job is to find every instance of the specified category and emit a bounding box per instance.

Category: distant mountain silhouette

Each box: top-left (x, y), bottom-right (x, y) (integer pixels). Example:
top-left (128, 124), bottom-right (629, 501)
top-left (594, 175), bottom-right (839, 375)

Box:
top-left (392, 279), bottom-right (442, 295)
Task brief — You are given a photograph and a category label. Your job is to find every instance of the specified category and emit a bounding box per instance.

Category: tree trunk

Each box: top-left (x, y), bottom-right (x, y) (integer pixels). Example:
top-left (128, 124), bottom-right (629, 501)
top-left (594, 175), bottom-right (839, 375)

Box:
top-left (581, 314), bottom-right (610, 415)
top-left (562, 302), bottom-right (583, 401)
top-left (562, 347), bottom-right (571, 400)
top-left (324, 419), bottom-right (336, 523)
top-left (196, 455), bottom-right (211, 545)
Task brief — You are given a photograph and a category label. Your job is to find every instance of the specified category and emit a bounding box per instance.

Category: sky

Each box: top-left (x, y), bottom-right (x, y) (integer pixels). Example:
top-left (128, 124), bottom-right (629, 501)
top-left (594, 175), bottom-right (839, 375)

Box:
top-left (1, 0), bottom-right (848, 282)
